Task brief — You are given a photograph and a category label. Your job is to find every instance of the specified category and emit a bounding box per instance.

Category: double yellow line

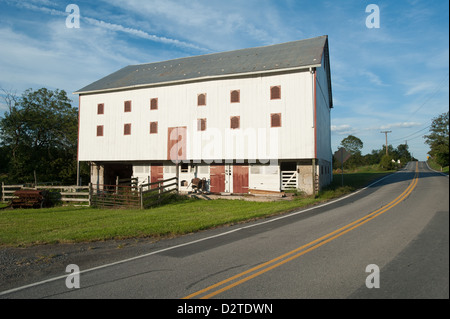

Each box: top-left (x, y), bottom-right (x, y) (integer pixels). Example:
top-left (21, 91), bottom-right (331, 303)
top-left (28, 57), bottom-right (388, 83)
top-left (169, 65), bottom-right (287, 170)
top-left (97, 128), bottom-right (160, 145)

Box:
top-left (183, 163), bottom-right (420, 299)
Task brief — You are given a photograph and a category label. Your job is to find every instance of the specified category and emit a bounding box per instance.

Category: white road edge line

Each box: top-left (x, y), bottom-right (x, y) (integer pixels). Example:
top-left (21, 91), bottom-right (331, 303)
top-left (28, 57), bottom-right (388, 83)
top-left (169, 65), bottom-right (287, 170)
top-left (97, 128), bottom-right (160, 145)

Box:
top-left (0, 166), bottom-right (409, 296)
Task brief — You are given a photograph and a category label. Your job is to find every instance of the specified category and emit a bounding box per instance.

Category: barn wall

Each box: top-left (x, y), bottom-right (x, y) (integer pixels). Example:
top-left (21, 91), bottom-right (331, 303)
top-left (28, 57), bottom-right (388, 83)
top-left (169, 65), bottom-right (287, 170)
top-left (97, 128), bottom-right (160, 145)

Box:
top-left (78, 70), bottom-right (316, 163)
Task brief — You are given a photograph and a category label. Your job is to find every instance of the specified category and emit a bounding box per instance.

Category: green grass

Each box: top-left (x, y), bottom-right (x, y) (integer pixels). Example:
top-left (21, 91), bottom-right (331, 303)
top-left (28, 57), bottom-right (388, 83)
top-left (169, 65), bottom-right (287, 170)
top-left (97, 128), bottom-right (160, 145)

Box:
top-left (427, 158), bottom-right (449, 174)
top-left (0, 166), bottom-right (394, 247)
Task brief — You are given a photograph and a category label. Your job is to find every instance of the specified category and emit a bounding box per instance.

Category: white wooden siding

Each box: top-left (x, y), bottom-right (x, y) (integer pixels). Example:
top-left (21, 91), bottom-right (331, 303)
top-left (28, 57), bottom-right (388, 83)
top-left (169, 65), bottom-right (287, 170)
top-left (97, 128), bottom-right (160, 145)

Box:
top-left (78, 70), bottom-right (316, 162)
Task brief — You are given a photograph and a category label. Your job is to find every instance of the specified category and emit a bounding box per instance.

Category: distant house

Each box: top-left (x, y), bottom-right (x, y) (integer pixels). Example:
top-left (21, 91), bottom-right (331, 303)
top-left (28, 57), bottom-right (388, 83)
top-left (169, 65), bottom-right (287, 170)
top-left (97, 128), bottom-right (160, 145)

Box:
top-left (75, 35), bottom-right (333, 195)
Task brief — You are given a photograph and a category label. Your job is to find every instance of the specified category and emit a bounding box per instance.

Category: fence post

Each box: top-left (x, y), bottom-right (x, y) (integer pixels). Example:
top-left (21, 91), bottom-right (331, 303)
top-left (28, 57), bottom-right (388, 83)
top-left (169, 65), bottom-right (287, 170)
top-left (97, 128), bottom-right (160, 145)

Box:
top-left (139, 185), bottom-right (143, 210)
top-left (88, 183), bottom-right (92, 207)
top-left (1, 182), bottom-right (4, 202)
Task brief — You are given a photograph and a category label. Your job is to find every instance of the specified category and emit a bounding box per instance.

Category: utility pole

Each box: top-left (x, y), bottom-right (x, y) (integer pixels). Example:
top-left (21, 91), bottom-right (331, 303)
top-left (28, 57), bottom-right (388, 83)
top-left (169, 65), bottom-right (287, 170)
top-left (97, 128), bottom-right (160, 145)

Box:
top-left (381, 131), bottom-right (392, 156)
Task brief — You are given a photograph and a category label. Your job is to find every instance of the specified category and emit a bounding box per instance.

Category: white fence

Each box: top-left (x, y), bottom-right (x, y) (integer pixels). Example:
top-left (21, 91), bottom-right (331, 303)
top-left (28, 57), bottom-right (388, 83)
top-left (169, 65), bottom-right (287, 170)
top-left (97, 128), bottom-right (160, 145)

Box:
top-left (281, 171), bottom-right (297, 190)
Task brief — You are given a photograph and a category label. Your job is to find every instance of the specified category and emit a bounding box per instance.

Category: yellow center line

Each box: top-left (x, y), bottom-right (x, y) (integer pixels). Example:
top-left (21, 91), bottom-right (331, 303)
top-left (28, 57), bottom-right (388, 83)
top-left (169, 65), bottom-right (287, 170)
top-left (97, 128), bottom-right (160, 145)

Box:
top-left (183, 163), bottom-right (419, 299)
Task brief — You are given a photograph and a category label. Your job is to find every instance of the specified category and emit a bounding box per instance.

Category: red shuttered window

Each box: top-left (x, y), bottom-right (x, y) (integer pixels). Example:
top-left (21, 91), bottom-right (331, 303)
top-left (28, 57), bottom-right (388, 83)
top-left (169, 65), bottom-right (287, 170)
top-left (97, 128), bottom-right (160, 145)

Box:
top-left (124, 123), bottom-right (131, 135)
top-left (96, 125), bottom-right (104, 137)
top-left (271, 113), bottom-right (282, 128)
top-left (150, 122), bottom-right (158, 134)
top-left (230, 90), bottom-right (240, 103)
top-left (270, 86), bottom-right (281, 100)
top-left (124, 100), bottom-right (132, 112)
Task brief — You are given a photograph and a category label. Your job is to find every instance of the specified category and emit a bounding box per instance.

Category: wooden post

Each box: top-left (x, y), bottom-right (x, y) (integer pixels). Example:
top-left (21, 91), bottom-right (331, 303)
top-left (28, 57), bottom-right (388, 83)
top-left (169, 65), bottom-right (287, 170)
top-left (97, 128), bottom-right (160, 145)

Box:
top-left (158, 182), bottom-right (162, 201)
top-left (88, 183), bottom-right (92, 207)
top-left (139, 185), bottom-right (143, 210)
top-left (176, 162), bottom-right (180, 195)
top-left (312, 158), bottom-right (316, 197)
top-left (1, 182), bottom-right (4, 202)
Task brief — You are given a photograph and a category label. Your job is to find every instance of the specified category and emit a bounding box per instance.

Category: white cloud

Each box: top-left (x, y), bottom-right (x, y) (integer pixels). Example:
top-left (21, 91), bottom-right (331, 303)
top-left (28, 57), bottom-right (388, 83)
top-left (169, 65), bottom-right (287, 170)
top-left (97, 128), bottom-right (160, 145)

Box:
top-left (360, 70), bottom-right (387, 86)
top-left (379, 122), bottom-right (422, 130)
top-left (331, 124), bottom-right (358, 135)
top-left (7, 0), bottom-right (207, 52)
top-left (405, 82), bottom-right (435, 96)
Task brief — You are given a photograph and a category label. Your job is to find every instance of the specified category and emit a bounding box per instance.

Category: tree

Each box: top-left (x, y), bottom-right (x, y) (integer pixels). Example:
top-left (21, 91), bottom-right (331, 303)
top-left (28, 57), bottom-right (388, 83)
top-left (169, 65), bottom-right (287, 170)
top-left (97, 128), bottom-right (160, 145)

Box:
top-left (0, 88), bottom-right (81, 184)
top-left (424, 112), bottom-right (449, 168)
top-left (340, 135), bottom-right (364, 155)
top-left (339, 135), bottom-right (364, 168)
top-left (396, 143), bottom-right (412, 166)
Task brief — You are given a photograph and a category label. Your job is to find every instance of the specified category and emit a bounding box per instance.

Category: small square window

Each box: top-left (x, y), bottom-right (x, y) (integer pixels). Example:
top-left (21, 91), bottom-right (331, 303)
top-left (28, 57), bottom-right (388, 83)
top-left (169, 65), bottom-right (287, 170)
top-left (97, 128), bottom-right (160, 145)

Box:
top-left (198, 93), bottom-right (206, 106)
top-left (181, 163), bottom-right (189, 173)
top-left (124, 100), bottom-right (132, 112)
top-left (97, 103), bottom-right (104, 115)
top-left (96, 125), bottom-right (104, 137)
top-left (271, 113), bottom-right (282, 128)
top-left (230, 90), bottom-right (240, 103)
top-left (150, 121), bottom-right (158, 134)
top-left (270, 86), bottom-right (281, 100)
top-left (150, 98), bottom-right (158, 110)
top-left (197, 118), bottom-right (207, 131)
top-left (230, 116), bottom-right (240, 129)
top-left (124, 123), bottom-right (131, 135)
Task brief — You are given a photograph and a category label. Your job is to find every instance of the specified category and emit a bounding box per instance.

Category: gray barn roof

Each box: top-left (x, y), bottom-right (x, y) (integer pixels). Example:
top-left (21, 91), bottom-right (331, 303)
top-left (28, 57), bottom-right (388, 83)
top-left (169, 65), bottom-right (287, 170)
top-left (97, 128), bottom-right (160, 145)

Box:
top-left (75, 35), bottom-right (330, 96)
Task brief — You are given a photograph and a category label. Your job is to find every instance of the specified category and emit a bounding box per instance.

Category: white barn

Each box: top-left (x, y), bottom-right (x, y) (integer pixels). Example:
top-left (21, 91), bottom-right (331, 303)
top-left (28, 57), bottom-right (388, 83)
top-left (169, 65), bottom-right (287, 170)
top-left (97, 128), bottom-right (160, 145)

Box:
top-left (76, 35), bottom-right (333, 195)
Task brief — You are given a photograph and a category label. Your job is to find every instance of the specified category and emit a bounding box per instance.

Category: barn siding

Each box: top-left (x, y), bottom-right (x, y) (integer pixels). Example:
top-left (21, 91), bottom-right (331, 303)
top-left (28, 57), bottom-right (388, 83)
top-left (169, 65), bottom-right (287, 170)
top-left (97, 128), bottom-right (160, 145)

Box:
top-left (78, 70), bottom-right (315, 163)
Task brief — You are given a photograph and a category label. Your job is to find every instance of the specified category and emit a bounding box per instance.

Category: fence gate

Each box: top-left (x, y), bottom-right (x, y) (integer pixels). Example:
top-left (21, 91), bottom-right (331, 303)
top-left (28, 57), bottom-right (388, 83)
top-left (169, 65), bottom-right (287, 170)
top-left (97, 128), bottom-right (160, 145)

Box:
top-left (281, 171), bottom-right (297, 190)
top-left (90, 184), bottom-right (140, 209)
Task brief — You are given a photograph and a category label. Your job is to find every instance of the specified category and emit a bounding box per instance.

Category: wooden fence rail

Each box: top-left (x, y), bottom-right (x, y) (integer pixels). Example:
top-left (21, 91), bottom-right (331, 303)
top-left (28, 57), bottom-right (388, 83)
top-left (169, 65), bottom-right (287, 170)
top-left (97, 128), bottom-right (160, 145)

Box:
top-left (1, 183), bottom-right (90, 206)
top-left (2, 177), bottom-right (179, 209)
top-left (139, 177), bottom-right (179, 209)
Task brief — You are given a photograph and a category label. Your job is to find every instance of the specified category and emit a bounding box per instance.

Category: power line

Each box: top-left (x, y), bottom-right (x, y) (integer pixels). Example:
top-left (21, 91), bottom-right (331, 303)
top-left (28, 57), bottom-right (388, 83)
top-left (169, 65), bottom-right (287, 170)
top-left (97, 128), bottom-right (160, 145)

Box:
top-left (390, 125), bottom-right (431, 144)
top-left (404, 73), bottom-right (449, 123)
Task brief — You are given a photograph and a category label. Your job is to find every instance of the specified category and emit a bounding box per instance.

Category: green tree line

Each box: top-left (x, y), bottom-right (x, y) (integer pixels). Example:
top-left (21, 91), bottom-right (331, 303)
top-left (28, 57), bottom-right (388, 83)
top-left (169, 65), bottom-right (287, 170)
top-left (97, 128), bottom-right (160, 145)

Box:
top-left (334, 134), bottom-right (415, 171)
top-left (0, 88), bottom-right (88, 185)
top-left (334, 112), bottom-right (449, 171)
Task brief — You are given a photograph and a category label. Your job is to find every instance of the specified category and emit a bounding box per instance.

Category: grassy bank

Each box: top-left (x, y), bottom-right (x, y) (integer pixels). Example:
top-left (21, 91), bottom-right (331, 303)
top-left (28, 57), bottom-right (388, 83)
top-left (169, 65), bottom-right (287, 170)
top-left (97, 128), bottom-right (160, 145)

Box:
top-left (427, 158), bottom-right (449, 174)
top-left (0, 166), bottom-right (393, 247)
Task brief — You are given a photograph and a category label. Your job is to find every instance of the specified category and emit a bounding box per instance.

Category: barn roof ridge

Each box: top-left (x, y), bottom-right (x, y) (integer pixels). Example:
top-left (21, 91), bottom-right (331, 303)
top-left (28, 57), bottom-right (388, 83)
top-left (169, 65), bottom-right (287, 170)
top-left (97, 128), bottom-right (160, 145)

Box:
top-left (75, 35), bottom-right (329, 95)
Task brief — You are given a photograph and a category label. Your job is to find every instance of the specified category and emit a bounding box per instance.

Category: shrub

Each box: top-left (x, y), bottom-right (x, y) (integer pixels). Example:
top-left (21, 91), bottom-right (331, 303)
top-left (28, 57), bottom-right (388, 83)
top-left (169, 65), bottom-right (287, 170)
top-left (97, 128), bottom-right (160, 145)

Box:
top-left (379, 155), bottom-right (396, 171)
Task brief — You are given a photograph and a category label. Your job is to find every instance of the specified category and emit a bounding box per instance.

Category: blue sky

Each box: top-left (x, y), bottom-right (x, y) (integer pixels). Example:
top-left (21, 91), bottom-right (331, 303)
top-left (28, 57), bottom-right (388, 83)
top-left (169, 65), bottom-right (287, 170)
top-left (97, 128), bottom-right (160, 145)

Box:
top-left (0, 0), bottom-right (448, 161)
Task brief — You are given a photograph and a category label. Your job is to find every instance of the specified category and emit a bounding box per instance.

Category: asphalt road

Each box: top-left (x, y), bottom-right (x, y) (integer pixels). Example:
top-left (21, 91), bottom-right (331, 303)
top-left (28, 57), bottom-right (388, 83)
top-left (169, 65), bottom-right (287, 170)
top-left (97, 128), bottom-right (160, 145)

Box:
top-left (1, 161), bottom-right (448, 300)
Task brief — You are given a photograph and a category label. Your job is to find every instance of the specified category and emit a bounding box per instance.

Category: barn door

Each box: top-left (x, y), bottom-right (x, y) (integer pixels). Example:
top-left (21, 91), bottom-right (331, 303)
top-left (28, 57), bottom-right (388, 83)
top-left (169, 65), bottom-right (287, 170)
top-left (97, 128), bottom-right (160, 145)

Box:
top-left (233, 165), bottom-right (249, 194)
top-left (210, 164), bottom-right (225, 193)
top-left (150, 164), bottom-right (164, 189)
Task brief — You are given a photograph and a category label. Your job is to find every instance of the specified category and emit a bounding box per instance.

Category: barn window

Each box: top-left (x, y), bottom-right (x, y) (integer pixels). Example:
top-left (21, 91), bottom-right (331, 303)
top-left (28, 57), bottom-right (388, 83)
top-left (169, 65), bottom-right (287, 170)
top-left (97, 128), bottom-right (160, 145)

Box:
top-left (124, 123), bottom-right (131, 135)
top-left (197, 93), bottom-right (206, 106)
top-left (230, 90), bottom-right (240, 103)
top-left (97, 103), bottom-right (104, 115)
top-left (96, 125), bottom-right (104, 137)
top-left (181, 163), bottom-right (189, 173)
top-left (124, 100), bottom-right (132, 112)
top-left (150, 122), bottom-right (158, 134)
top-left (271, 113), bottom-right (282, 128)
top-left (270, 86), bottom-right (281, 100)
top-left (150, 98), bottom-right (158, 110)
top-left (230, 116), bottom-right (240, 129)
top-left (197, 118), bottom-right (207, 131)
